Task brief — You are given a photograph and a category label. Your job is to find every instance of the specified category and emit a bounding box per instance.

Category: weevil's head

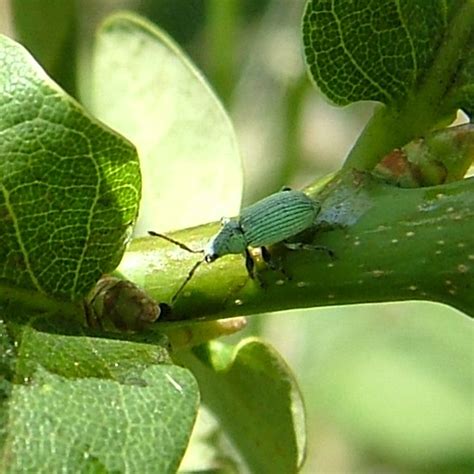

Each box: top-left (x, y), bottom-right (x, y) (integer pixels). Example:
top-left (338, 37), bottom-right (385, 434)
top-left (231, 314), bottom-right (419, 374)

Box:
top-left (204, 218), bottom-right (246, 262)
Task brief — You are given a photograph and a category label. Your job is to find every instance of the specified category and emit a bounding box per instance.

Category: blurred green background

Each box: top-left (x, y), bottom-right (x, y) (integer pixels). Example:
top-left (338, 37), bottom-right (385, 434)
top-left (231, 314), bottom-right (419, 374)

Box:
top-left (1, 1), bottom-right (472, 472)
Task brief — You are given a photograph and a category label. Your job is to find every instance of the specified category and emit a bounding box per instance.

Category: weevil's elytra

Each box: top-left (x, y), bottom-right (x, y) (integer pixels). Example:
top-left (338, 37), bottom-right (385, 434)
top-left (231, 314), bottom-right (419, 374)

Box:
top-left (204, 190), bottom-right (321, 261)
top-left (239, 190), bottom-right (320, 248)
top-left (149, 188), bottom-right (325, 303)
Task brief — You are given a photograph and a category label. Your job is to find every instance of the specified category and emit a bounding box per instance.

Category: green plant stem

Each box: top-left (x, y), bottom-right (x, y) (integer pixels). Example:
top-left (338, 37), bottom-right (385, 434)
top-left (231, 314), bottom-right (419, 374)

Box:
top-left (344, 1), bottom-right (474, 171)
top-left (119, 173), bottom-right (474, 321)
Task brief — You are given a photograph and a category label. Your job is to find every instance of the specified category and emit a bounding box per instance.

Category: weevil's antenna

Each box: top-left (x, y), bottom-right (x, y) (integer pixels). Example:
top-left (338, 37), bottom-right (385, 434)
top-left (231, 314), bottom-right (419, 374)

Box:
top-left (148, 230), bottom-right (205, 304)
top-left (148, 230), bottom-right (203, 254)
top-left (171, 260), bottom-right (203, 303)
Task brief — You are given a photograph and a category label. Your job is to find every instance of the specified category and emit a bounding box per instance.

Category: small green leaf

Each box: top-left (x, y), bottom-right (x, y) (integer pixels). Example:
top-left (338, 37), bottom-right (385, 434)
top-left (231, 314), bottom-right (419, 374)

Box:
top-left (1, 327), bottom-right (199, 473)
top-left (302, 0), bottom-right (448, 106)
top-left (0, 35), bottom-right (141, 301)
top-left (177, 338), bottom-right (306, 474)
top-left (90, 12), bottom-right (243, 235)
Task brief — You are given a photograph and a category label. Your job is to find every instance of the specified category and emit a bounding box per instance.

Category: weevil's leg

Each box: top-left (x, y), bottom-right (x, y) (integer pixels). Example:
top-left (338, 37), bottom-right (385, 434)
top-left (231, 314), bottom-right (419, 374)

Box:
top-left (244, 249), bottom-right (258, 282)
top-left (260, 246), bottom-right (291, 280)
top-left (148, 231), bottom-right (203, 254)
top-left (284, 242), bottom-right (336, 259)
top-left (171, 260), bottom-right (203, 304)
top-left (245, 248), bottom-right (267, 288)
top-left (244, 248), bottom-right (255, 278)
top-left (260, 246), bottom-right (272, 266)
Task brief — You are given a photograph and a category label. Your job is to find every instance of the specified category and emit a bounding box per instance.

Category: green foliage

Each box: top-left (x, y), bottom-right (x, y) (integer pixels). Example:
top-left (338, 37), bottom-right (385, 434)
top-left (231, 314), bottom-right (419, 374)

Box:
top-left (2, 327), bottom-right (198, 473)
top-left (177, 339), bottom-right (306, 473)
top-left (303, 0), bottom-right (474, 170)
top-left (303, 0), bottom-right (448, 106)
top-left (90, 13), bottom-right (242, 235)
top-left (0, 1), bottom-right (472, 472)
top-left (0, 35), bottom-right (140, 301)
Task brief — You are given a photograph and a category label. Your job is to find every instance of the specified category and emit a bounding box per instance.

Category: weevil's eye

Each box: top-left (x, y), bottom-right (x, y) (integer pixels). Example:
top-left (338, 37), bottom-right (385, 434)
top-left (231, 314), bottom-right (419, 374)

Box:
top-left (205, 254), bottom-right (217, 263)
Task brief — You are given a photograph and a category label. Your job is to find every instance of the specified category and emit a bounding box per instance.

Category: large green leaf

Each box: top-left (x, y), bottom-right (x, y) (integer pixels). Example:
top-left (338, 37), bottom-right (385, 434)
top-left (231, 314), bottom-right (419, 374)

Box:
top-left (0, 35), bottom-right (140, 301)
top-left (302, 0), bottom-right (474, 170)
top-left (1, 326), bottom-right (199, 473)
top-left (90, 12), bottom-right (242, 235)
top-left (177, 338), bottom-right (306, 474)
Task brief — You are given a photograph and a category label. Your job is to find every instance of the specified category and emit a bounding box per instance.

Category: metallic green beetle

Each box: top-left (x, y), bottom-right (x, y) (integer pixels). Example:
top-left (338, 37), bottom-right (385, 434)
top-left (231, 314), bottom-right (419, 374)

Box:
top-left (150, 188), bottom-right (328, 302)
top-left (203, 188), bottom-right (321, 277)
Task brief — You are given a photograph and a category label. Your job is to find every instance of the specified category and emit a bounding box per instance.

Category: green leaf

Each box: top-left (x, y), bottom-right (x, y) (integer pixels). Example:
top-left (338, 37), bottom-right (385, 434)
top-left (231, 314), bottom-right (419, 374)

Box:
top-left (176, 338), bottom-right (306, 474)
top-left (1, 327), bottom-right (199, 473)
top-left (302, 0), bottom-right (474, 170)
top-left (90, 12), bottom-right (242, 235)
top-left (10, 0), bottom-right (78, 95)
top-left (0, 35), bottom-right (141, 301)
top-left (302, 0), bottom-right (448, 105)
top-left (0, 319), bottom-right (15, 447)
top-left (13, 326), bottom-right (172, 380)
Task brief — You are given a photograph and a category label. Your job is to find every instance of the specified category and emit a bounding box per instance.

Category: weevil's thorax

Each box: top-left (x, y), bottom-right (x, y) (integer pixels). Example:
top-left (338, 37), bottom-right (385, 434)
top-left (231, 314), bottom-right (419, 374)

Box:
top-left (204, 218), bottom-right (247, 262)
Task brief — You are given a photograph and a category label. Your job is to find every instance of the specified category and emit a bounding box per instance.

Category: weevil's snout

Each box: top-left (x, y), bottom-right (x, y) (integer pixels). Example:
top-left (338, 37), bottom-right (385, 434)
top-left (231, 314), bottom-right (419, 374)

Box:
top-left (204, 238), bottom-right (218, 263)
top-left (205, 253), bottom-right (218, 263)
top-left (205, 219), bottom-right (246, 259)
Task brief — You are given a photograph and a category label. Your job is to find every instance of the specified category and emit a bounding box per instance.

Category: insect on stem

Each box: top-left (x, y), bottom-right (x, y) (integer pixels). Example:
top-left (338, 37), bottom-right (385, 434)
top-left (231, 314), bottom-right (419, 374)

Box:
top-left (148, 188), bottom-right (325, 304)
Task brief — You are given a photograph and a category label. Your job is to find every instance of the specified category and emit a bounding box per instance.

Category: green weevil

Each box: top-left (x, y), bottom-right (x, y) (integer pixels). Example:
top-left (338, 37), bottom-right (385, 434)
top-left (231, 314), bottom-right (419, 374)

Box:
top-left (149, 187), bottom-right (331, 302)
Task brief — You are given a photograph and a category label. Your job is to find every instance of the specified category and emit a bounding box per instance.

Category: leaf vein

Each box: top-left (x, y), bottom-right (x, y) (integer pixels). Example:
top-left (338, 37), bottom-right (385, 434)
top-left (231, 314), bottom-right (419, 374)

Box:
top-left (71, 147), bottom-right (101, 298)
top-left (0, 183), bottom-right (44, 292)
top-left (330, 0), bottom-right (393, 103)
